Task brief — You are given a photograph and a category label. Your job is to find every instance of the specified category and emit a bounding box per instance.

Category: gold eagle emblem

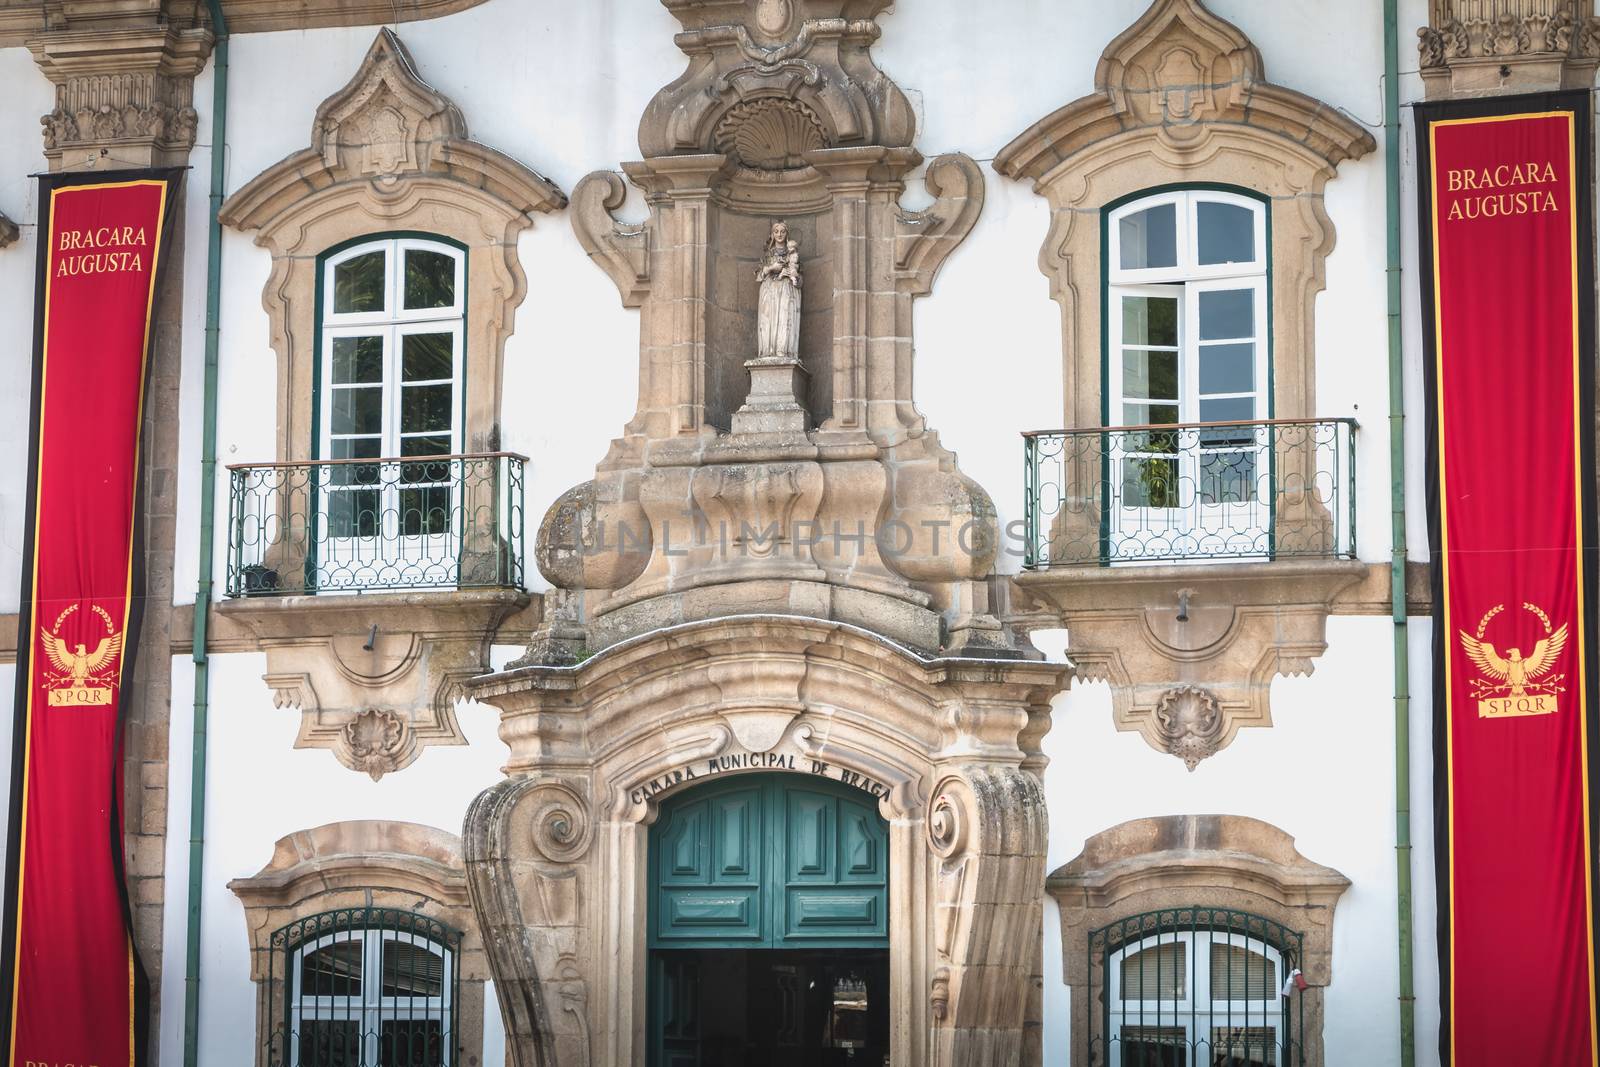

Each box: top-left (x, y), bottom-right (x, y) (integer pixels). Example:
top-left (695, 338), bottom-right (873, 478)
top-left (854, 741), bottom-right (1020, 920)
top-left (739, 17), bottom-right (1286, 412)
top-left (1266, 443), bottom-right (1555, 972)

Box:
top-left (1459, 602), bottom-right (1568, 717)
top-left (38, 603), bottom-right (123, 707)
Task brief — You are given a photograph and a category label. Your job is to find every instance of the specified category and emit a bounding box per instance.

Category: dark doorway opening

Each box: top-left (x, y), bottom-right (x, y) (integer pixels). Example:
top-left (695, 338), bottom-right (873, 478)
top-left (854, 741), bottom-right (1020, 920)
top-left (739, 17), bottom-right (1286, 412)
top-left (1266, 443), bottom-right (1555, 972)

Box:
top-left (653, 948), bottom-right (889, 1066)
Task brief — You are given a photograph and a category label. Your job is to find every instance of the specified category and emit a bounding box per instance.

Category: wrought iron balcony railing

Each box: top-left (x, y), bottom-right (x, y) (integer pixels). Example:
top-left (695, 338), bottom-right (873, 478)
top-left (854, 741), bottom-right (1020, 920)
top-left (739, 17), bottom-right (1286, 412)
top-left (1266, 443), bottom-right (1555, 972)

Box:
top-left (226, 452), bottom-right (527, 596)
top-left (1022, 418), bottom-right (1356, 568)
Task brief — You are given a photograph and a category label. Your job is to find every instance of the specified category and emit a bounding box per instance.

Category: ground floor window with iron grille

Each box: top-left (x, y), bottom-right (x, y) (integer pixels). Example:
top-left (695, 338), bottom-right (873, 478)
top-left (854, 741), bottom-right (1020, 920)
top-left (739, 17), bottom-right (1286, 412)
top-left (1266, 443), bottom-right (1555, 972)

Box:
top-left (1095, 909), bottom-right (1303, 1066)
top-left (272, 907), bottom-right (460, 1067)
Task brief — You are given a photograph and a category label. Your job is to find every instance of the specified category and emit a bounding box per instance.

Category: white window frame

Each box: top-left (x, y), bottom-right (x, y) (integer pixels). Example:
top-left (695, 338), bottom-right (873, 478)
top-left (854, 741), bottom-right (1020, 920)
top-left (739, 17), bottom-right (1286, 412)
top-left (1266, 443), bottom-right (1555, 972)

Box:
top-left (1107, 928), bottom-right (1287, 1066)
top-left (316, 237), bottom-right (466, 587)
top-left (1105, 190), bottom-right (1271, 560)
top-left (288, 926), bottom-right (456, 1067)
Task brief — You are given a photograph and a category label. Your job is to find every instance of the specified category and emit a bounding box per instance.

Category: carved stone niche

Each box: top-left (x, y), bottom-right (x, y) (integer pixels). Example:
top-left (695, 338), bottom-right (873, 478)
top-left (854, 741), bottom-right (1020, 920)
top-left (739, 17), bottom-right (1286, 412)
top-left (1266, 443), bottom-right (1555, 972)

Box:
top-left (217, 589), bottom-right (529, 778)
top-left (543, 0), bottom-right (1015, 664)
top-left (219, 28), bottom-right (567, 465)
top-left (1049, 815), bottom-right (1351, 1067)
top-left (1419, 0), bottom-right (1600, 98)
top-left (228, 821), bottom-right (492, 1067)
top-left (461, 614), bottom-right (1067, 1067)
top-left (1013, 560), bottom-right (1367, 768)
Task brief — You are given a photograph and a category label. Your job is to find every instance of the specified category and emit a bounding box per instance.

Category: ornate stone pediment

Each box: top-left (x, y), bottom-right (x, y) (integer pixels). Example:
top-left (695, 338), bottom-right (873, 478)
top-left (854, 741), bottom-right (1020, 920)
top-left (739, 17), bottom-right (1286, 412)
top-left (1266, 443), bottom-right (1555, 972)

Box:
top-left (219, 589), bottom-right (528, 779)
top-left (220, 29), bottom-right (566, 464)
top-left (1014, 561), bottom-right (1367, 768)
top-left (1418, 0), bottom-right (1600, 97)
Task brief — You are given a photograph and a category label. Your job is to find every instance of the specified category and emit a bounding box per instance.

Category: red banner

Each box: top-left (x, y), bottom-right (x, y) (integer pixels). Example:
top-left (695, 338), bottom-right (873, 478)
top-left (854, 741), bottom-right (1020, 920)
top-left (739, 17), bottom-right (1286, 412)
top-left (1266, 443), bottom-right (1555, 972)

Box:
top-left (1420, 96), bottom-right (1599, 1065)
top-left (0, 173), bottom-right (176, 1067)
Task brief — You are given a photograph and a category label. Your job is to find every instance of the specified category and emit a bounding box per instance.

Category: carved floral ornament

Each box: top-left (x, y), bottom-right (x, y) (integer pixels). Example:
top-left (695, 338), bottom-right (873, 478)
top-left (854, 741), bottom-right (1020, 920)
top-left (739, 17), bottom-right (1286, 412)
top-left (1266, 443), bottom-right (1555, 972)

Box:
top-left (1416, 1), bottom-right (1600, 94)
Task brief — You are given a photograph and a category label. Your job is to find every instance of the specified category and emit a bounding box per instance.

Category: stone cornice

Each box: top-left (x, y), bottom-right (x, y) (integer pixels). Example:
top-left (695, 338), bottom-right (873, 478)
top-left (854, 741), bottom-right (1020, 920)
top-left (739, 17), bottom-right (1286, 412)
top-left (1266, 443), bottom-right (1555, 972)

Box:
top-left (0, 0), bottom-right (493, 47)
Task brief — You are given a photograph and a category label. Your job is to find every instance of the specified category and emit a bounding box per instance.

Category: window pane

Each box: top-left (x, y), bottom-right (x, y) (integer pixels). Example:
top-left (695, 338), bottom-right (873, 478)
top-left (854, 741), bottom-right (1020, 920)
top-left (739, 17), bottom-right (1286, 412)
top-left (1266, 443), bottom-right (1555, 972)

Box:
top-left (400, 486), bottom-right (454, 537)
top-left (1197, 201), bottom-right (1257, 265)
top-left (1201, 450), bottom-right (1257, 504)
top-left (401, 434), bottom-right (453, 458)
top-left (1120, 941), bottom-right (1186, 999)
top-left (1122, 350), bottom-right (1179, 402)
top-left (299, 940), bottom-right (363, 997)
top-left (1122, 295), bottom-right (1178, 348)
top-left (1211, 1026), bottom-right (1278, 1066)
top-left (1122, 456), bottom-right (1180, 509)
top-left (381, 1018), bottom-right (446, 1067)
top-left (1199, 396), bottom-right (1255, 424)
top-left (328, 488), bottom-right (380, 538)
top-left (329, 437), bottom-right (382, 462)
top-left (401, 383), bottom-right (454, 435)
top-left (331, 335), bottom-right (383, 385)
top-left (1118, 1027), bottom-right (1187, 1067)
top-left (298, 1020), bottom-right (363, 1067)
top-left (1198, 289), bottom-right (1254, 341)
top-left (1119, 204), bottom-right (1178, 270)
top-left (382, 939), bottom-right (446, 997)
top-left (1122, 402), bottom-right (1179, 428)
top-left (1210, 943), bottom-right (1277, 999)
top-left (404, 248), bottom-right (457, 310)
top-left (1199, 343), bottom-right (1255, 395)
top-left (402, 332), bottom-right (454, 382)
top-left (332, 386), bottom-right (383, 436)
top-left (332, 250), bottom-right (386, 314)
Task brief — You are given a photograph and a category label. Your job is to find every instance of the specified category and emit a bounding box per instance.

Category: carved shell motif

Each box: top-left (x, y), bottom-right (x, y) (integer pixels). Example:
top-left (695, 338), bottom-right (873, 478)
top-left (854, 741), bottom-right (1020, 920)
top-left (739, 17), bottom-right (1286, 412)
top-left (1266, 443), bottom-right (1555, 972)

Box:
top-left (714, 99), bottom-right (827, 171)
top-left (1154, 685), bottom-right (1225, 771)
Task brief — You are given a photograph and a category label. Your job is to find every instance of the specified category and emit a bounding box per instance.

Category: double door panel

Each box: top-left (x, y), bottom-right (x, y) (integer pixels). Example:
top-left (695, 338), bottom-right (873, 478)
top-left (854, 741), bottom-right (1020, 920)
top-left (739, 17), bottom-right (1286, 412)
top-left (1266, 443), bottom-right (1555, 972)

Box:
top-left (650, 776), bottom-right (889, 950)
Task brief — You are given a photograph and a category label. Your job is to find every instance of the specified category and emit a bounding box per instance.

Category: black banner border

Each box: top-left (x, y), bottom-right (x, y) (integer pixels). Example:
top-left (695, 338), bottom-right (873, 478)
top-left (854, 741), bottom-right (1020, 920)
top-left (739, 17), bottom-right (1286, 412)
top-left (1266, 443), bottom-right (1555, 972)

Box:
top-left (0, 167), bottom-right (184, 1067)
top-left (1415, 90), bottom-right (1600, 1065)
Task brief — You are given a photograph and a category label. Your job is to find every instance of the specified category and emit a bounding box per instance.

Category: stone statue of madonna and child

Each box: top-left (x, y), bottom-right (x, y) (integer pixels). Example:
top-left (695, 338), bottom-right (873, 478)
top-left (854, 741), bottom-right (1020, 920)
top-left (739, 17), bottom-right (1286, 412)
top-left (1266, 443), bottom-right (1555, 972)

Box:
top-left (755, 220), bottom-right (802, 363)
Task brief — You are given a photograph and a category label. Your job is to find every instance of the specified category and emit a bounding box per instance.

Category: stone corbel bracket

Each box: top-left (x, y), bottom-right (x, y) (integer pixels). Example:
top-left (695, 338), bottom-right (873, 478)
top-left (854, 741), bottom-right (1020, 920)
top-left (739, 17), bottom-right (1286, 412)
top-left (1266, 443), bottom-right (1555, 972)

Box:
top-left (570, 170), bottom-right (651, 308)
top-left (1013, 560), bottom-right (1366, 769)
top-left (219, 589), bottom-right (529, 779)
top-left (894, 152), bottom-right (985, 297)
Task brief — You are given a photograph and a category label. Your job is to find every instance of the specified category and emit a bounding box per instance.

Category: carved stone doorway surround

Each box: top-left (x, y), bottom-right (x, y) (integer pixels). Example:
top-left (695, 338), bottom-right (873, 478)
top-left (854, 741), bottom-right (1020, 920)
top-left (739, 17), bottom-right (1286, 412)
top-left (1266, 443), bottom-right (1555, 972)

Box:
top-left (462, 616), bottom-right (1067, 1066)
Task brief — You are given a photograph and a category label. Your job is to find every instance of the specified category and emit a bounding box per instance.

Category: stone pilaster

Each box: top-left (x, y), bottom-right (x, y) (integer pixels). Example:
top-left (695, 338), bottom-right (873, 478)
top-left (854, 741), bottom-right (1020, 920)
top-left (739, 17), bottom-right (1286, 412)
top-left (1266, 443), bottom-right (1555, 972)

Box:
top-left (29, 21), bottom-right (212, 170)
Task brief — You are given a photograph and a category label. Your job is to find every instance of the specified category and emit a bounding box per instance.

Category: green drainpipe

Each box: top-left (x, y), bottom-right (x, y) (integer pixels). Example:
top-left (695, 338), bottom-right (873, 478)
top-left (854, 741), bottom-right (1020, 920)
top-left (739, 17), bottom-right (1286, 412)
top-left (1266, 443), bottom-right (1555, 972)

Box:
top-left (183, 2), bottom-right (226, 1065)
top-left (1384, 2), bottom-right (1418, 1066)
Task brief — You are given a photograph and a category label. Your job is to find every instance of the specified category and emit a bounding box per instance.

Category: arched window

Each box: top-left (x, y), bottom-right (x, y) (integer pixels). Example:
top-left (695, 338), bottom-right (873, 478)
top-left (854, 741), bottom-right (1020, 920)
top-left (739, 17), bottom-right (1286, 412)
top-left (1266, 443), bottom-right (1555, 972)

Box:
top-left (276, 907), bottom-right (459, 1067)
top-left (315, 236), bottom-right (466, 585)
top-left (1099, 910), bottom-right (1299, 1066)
top-left (1104, 189), bottom-right (1271, 558)
top-left (320, 236), bottom-right (465, 473)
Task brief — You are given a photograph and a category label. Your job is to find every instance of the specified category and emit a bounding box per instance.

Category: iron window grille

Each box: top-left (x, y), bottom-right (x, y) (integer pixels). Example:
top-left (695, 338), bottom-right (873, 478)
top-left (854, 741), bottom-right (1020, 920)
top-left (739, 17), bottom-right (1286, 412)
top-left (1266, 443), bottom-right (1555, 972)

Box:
top-left (265, 907), bottom-right (462, 1067)
top-left (1089, 908), bottom-right (1305, 1067)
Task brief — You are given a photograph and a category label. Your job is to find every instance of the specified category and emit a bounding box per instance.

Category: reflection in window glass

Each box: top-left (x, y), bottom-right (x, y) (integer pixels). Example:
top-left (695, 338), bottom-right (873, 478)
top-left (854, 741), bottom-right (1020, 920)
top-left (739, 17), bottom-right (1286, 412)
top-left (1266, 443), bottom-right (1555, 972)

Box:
top-left (332, 251), bottom-right (386, 314)
top-left (1198, 289), bottom-right (1254, 340)
top-left (405, 248), bottom-right (457, 310)
top-left (1197, 201), bottom-right (1256, 265)
top-left (1119, 203), bottom-right (1178, 270)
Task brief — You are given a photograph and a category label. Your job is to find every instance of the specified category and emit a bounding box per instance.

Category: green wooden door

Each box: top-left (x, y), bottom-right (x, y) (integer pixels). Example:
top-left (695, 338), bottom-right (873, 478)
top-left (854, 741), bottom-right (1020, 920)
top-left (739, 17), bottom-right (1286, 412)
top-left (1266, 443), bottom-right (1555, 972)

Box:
top-left (648, 774), bottom-right (890, 949)
top-left (647, 775), bottom-right (890, 1065)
